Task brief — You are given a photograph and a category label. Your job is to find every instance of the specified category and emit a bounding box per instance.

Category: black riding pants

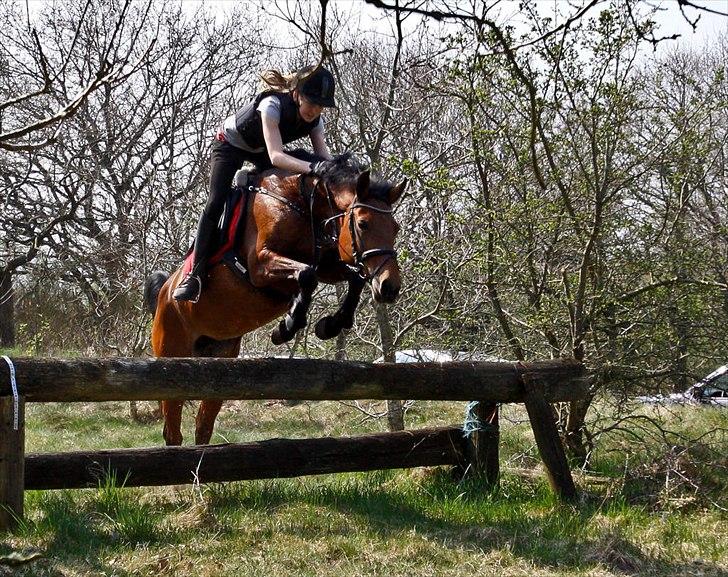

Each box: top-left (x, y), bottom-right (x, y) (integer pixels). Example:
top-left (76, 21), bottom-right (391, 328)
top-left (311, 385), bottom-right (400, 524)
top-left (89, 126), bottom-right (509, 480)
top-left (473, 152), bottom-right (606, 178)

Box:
top-left (203, 139), bottom-right (273, 222)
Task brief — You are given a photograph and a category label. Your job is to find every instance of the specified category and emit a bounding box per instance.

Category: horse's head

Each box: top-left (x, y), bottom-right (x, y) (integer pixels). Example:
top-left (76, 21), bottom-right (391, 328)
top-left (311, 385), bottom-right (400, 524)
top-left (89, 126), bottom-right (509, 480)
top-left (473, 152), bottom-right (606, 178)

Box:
top-left (334, 168), bottom-right (407, 303)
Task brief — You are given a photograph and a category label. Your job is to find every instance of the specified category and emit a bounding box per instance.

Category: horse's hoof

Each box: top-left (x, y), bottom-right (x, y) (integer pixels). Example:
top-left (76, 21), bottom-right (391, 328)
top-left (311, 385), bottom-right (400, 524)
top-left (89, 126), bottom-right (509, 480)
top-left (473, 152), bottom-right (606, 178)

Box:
top-left (271, 327), bottom-right (286, 345)
top-left (315, 316), bottom-right (341, 340)
top-left (271, 322), bottom-right (295, 345)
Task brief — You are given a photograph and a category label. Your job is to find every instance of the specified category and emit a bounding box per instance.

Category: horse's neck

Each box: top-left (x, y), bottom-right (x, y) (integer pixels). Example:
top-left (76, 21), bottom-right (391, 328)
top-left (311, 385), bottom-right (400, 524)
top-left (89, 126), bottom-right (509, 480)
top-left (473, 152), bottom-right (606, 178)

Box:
top-left (276, 173), bottom-right (352, 219)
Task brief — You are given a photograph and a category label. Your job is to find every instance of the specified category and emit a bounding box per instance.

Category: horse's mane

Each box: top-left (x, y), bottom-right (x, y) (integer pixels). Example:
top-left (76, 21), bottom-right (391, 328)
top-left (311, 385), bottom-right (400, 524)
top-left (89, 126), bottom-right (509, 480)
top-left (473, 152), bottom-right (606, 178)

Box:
top-left (287, 149), bottom-right (392, 203)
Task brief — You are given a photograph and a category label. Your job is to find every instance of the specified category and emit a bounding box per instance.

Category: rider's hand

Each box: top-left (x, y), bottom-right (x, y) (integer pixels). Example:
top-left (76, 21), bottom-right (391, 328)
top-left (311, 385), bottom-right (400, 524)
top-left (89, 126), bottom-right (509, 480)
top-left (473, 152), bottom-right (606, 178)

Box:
top-left (308, 160), bottom-right (336, 177)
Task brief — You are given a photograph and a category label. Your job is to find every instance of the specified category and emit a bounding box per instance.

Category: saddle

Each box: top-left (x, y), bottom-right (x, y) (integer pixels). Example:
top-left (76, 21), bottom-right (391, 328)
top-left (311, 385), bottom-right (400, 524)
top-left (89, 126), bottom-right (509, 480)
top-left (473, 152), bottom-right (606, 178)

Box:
top-left (182, 169), bottom-right (254, 281)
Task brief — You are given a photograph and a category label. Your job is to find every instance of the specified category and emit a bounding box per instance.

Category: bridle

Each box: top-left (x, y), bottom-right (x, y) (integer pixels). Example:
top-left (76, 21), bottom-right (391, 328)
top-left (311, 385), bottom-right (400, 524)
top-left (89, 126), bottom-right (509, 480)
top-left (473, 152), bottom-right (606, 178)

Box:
top-left (322, 195), bottom-right (397, 281)
top-left (251, 174), bottom-right (397, 282)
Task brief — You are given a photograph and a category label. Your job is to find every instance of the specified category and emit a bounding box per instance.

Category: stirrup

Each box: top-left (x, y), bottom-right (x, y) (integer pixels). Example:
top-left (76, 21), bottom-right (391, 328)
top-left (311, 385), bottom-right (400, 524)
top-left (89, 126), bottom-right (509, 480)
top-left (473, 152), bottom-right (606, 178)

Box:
top-left (173, 273), bottom-right (202, 303)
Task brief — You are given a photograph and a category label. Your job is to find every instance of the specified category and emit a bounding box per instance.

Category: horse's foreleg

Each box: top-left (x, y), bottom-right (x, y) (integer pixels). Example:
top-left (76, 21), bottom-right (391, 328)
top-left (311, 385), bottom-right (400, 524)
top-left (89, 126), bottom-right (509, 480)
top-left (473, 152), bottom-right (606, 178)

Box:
top-left (315, 276), bottom-right (366, 340)
top-left (250, 251), bottom-right (318, 345)
top-left (161, 400), bottom-right (184, 446)
top-left (272, 265), bottom-right (318, 344)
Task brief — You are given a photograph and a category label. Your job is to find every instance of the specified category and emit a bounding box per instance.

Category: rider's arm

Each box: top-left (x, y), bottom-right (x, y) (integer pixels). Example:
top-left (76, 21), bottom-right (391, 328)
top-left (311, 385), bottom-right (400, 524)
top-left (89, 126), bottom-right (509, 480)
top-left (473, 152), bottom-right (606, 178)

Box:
top-left (261, 112), bottom-right (315, 174)
top-left (310, 124), bottom-right (333, 160)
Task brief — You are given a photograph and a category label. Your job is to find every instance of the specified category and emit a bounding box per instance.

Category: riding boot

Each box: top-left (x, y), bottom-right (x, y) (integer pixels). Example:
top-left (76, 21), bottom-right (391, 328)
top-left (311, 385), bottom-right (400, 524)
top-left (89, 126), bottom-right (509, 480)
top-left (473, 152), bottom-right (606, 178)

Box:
top-left (173, 214), bottom-right (217, 303)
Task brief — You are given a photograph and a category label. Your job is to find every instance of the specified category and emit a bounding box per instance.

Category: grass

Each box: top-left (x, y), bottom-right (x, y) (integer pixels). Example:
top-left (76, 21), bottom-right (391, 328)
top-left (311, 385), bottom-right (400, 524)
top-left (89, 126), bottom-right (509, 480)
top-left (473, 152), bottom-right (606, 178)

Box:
top-left (1, 400), bottom-right (727, 576)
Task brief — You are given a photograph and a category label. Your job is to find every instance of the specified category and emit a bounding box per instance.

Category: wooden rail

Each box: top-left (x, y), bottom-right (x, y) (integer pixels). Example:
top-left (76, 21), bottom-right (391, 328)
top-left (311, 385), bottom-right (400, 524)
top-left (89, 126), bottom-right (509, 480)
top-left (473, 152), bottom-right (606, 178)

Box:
top-left (0, 357), bottom-right (588, 531)
top-left (0, 357), bottom-right (586, 402)
top-left (25, 427), bottom-right (464, 489)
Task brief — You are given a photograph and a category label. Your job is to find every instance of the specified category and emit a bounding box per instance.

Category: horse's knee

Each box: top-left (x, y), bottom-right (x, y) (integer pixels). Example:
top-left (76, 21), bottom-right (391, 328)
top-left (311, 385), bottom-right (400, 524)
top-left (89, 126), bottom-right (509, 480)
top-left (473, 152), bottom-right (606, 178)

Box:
top-left (297, 266), bottom-right (318, 293)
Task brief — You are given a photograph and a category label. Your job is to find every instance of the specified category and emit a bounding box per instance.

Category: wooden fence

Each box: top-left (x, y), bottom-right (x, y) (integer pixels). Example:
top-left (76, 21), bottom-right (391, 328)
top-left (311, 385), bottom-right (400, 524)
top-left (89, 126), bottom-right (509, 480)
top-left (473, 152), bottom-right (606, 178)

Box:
top-left (0, 357), bottom-right (588, 530)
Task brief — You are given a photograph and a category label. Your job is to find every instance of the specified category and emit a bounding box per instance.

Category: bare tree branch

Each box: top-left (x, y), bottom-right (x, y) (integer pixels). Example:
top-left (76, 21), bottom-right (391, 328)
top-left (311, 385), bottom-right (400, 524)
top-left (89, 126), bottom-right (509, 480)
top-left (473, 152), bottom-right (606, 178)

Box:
top-left (0, 0), bottom-right (154, 152)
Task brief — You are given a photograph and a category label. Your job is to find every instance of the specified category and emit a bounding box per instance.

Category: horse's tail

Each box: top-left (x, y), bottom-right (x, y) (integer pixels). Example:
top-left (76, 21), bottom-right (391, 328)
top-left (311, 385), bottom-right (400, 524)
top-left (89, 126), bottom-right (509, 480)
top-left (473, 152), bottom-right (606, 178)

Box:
top-left (144, 271), bottom-right (170, 317)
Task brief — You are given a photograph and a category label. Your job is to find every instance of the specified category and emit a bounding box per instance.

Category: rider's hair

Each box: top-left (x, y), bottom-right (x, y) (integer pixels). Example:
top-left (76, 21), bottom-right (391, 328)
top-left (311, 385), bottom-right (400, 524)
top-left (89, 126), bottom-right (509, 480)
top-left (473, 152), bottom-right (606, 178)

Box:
top-left (259, 66), bottom-right (315, 93)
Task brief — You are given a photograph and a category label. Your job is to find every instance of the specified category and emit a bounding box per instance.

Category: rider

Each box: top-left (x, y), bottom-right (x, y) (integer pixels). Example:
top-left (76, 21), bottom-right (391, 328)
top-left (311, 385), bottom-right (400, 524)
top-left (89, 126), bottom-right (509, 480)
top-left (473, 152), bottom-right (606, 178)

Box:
top-left (173, 65), bottom-right (337, 302)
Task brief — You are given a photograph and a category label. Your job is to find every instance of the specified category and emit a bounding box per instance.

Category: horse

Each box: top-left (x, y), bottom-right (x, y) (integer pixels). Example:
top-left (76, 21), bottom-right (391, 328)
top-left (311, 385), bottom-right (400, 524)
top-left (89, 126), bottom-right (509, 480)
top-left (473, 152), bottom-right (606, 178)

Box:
top-left (143, 154), bottom-right (406, 446)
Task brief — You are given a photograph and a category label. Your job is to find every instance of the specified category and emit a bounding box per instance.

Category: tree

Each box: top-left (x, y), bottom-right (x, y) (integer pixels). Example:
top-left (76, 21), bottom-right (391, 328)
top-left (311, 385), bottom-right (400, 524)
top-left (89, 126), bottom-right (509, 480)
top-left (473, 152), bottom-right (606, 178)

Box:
top-left (4, 0), bottom-right (269, 353)
top-left (406, 3), bottom-right (728, 461)
top-left (0, 0), bottom-right (154, 348)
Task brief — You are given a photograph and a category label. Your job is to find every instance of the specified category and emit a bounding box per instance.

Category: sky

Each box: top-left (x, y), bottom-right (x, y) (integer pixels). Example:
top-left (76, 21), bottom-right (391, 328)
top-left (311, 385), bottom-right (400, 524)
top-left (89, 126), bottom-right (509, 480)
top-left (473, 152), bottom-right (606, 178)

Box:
top-left (23, 0), bottom-right (728, 51)
top-left (646, 0), bottom-right (728, 50)
top-left (203, 0), bottom-right (728, 51)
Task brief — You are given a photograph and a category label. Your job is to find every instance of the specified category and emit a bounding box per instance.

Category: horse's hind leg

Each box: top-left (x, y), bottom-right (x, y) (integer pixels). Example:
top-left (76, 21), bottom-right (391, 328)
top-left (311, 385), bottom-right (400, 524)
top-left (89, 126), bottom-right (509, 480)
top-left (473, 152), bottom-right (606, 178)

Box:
top-left (151, 282), bottom-right (195, 446)
top-left (194, 336), bottom-right (242, 445)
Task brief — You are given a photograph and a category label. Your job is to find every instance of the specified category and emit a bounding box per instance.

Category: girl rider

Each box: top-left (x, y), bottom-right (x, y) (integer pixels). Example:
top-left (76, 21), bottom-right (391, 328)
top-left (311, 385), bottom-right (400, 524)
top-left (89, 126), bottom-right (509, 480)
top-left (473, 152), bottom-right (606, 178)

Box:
top-left (173, 65), bottom-right (337, 302)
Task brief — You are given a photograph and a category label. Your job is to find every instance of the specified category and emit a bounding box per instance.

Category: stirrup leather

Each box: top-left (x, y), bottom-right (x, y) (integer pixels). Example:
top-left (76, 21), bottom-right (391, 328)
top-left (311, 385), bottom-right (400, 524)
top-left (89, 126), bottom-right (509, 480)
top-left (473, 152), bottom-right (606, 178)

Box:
top-left (173, 273), bottom-right (202, 303)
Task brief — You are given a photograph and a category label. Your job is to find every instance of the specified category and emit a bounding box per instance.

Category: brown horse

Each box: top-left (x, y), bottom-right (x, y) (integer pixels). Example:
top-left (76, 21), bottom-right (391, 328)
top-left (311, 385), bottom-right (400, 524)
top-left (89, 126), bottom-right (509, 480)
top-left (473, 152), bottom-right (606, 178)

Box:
top-left (144, 155), bottom-right (406, 445)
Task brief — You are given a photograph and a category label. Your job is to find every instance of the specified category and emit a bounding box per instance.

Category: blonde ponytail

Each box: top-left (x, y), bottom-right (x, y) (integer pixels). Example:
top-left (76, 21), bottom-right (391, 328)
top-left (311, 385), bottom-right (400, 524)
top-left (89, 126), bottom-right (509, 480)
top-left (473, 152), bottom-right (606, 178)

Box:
top-left (259, 69), bottom-right (298, 92)
top-left (259, 65), bottom-right (316, 93)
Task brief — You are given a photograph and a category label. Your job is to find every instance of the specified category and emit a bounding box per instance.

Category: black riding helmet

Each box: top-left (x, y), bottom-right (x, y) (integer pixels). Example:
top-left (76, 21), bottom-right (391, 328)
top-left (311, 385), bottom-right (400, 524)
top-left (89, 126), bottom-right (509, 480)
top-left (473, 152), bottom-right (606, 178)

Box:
top-left (297, 66), bottom-right (336, 108)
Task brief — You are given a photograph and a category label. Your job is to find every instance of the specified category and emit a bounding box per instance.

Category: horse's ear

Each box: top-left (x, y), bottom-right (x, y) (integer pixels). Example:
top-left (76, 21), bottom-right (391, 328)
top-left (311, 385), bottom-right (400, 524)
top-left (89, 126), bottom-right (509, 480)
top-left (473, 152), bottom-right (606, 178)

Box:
top-left (356, 170), bottom-right (371, 200)
top-left (388, 178), bottom-right (408, 205)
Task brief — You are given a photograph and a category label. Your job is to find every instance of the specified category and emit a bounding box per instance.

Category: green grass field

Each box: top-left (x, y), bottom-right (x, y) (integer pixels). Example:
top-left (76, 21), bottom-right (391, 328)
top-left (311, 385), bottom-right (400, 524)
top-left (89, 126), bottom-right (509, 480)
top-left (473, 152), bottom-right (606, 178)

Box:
top-left (2, 398), bottom-right (727, 577)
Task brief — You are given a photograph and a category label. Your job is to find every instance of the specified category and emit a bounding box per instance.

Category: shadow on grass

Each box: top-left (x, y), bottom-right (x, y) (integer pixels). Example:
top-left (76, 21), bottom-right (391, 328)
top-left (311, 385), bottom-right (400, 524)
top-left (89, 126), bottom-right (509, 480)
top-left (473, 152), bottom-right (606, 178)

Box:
top-left (201, 470), bottom-right (727, 577)
top-left (2, 489), bottom-right (163, 577)
top-left (7, 471), bottom-right (728, 577)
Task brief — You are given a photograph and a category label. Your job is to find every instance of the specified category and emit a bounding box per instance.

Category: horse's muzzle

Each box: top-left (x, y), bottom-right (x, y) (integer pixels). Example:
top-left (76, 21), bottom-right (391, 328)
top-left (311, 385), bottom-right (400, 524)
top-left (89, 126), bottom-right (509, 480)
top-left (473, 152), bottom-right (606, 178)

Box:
top-left (372, 276), bottom-right (400, 303)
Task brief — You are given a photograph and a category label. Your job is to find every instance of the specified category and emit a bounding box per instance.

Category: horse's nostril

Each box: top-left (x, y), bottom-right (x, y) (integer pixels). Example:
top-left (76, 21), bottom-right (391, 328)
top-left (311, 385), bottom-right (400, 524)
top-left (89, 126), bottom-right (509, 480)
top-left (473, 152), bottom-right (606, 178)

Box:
top-left (381, 279), bottom-right (400, 302)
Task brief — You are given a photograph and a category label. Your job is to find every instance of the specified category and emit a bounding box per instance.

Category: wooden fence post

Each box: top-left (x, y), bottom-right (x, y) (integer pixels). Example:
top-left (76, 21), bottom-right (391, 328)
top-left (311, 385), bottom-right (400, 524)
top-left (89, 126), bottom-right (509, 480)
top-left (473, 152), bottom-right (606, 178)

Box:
top-left (520, 371), bottom-right (577, 502)
top-left (0, 395), bottom-right (24, 531)
top-left (464, 402), bottom-right (500, 488)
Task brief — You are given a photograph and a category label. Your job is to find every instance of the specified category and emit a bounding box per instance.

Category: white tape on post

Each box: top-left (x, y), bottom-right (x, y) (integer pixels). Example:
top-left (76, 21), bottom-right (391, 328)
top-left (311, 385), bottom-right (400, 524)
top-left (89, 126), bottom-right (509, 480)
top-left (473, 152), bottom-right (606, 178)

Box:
top-left (1, 356), bottom-right (19, 430)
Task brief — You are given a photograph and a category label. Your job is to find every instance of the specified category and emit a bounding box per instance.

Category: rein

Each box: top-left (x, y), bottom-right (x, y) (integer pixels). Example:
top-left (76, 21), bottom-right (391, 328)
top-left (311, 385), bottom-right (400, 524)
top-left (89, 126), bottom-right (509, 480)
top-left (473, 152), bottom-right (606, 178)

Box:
top-left (248, 184), bottom-right (307, 217)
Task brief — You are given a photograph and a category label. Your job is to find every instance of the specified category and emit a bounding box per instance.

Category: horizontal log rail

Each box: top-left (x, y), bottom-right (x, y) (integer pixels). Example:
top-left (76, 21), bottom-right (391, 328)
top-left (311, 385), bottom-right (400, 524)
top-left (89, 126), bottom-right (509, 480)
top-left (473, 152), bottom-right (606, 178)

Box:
top-left (25, 427), bottom-right (465, 490)
top-left (0, 357), bottom-right (587, 402)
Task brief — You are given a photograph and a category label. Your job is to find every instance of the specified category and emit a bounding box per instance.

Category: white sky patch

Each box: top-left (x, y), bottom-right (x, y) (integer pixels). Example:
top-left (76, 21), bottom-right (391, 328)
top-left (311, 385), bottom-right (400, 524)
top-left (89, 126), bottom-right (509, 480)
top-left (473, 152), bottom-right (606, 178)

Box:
top-left (23, 0), bottom-right (727, 44)
top-left (647, 0), bottom-right (728, 50)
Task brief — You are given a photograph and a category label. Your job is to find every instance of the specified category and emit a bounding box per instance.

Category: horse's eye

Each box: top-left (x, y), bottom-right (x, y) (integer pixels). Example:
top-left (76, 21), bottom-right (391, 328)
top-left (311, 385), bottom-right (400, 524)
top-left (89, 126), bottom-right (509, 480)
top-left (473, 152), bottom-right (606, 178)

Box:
top-left (357, 220), bottom-right (369, 231)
